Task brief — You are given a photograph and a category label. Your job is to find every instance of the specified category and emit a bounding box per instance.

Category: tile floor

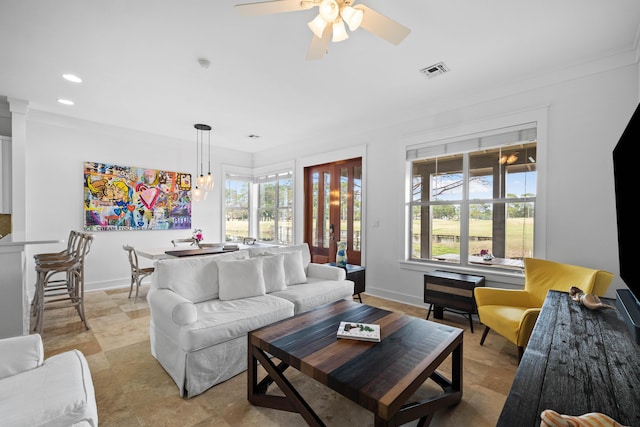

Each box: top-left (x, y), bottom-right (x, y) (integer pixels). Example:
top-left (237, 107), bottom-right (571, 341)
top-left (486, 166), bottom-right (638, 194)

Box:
top-left (36, 287), bottom-right (519, 426)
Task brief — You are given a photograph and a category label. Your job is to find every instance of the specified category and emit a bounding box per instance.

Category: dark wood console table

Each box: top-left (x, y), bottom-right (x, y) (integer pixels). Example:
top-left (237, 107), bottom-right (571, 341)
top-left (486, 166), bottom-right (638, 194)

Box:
top-left (498, 290), bottom-right (640, 427)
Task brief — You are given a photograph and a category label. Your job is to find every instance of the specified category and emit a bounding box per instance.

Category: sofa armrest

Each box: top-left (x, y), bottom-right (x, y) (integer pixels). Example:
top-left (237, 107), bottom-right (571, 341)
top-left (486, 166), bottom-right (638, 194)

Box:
top-left (148, 288), bottom-right (197, 325)
top-left (307, 263), bottom-right (346, 281)
top-left (0, 334), bottom-right (44, 380)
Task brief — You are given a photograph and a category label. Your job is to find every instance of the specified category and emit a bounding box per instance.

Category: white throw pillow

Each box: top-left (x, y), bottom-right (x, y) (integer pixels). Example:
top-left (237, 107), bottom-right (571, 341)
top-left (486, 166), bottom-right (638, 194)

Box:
top-left (156, 256), bottom-right (220, 303)
top-left (217, 257), bottom-right (266, 300)
top-left (262, 253), bottom-right (287, 293)
top-left (283, 250), bottom-right (307, 285)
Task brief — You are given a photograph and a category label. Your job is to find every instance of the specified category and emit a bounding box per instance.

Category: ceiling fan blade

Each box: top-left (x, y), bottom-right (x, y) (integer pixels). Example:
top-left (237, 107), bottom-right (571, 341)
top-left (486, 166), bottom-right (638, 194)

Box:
top-left (354, 4), bottom-right (411, 45)
top-left (235, 0), bottom-right (315, 16)
top-left (306, 25), bottom-right (332, 60)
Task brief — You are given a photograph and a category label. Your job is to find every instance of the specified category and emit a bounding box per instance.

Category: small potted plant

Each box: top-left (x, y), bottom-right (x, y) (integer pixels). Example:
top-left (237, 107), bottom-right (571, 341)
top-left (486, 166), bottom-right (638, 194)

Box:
top-left (192, 229), bottom-right (203, 243)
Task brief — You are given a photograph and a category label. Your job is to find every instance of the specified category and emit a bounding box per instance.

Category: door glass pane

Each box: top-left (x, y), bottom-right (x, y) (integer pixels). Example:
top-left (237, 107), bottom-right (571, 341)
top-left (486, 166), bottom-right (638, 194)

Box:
top-left (353, 166), bottom-right (361, 251)
top-left (311, 172), bottom-right (319, 247)
top-left (323, 172), bottom-right (330, 249)
top-left (340, 167), bottom-right (348, 243)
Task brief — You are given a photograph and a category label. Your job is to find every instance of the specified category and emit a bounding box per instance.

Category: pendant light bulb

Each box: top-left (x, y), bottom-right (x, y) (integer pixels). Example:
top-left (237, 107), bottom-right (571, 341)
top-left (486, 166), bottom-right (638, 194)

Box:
top-left (192, 186), bottom-right (206, 203)
top-left (203, 173), bottom-right (214, 191)
top-left (197, 173), bottom-right (206, 188)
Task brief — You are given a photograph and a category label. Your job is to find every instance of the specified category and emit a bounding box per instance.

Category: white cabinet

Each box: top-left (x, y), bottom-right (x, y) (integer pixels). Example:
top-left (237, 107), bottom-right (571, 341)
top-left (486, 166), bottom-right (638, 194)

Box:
top-left (0, 136), bottom-right (10, 213)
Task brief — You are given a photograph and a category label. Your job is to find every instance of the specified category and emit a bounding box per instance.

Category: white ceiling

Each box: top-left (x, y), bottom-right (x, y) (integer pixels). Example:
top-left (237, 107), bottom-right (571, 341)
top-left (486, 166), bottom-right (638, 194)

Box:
top-left (1, 0), bottom-right (639, 153)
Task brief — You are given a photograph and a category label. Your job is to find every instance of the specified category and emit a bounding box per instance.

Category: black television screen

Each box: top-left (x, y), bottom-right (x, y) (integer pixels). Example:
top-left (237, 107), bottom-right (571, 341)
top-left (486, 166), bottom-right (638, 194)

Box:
top-left (613, 102), bottom-right (640, 343)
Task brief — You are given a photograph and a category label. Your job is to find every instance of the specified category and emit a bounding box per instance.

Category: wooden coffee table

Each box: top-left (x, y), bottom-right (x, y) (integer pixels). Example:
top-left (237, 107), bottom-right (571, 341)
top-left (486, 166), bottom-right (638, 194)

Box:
top-left (248, 299), bottom-right (463, 426)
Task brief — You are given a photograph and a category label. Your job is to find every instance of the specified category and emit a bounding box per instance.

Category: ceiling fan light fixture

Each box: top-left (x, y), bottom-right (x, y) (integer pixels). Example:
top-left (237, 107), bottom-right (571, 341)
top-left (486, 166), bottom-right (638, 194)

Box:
top-left (332, 19), bottom-right (349, 42)
top-left (318, 0), bottom-right (339, 22)
top-left (308, 14), bottom-right (327, 38)
top-left (340, 6), bottom-right (363, 31)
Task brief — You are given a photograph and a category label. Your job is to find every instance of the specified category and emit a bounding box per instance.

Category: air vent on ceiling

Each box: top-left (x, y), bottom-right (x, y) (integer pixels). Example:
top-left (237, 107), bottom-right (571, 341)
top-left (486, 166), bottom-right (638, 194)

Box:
top-left (419, 62), bottom-right (449, 78)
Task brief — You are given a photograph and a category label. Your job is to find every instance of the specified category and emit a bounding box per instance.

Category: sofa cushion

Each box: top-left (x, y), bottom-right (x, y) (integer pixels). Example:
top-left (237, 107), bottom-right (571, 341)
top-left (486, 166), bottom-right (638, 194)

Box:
top-left (247, 243), bottom-right (311, 274)
top-left (262, 253), bottom-right (287, 293)
top-left (154, 251), bottom-right (248, 303)
top-left (179, 294), bottom-right (295, 351)
top-left (218, 257), bottom-right (266, 301)
top-left (270, 276), bottom-right (354, 314)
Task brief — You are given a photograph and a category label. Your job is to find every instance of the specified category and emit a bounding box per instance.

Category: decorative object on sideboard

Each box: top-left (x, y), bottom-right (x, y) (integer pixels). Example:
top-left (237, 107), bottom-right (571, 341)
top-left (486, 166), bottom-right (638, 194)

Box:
top-left (569, 286), bottom-right (615, 310)
top-left (540, 408), bottom-right (629, 427)
top-left (192, 228), bottom-right (203, 243)
top-left (336, 240), bottom-right (348, 267)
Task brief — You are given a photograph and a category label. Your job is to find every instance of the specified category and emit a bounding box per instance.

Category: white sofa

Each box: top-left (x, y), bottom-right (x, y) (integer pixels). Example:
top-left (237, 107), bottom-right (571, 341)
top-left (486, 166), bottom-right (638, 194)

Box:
top-left (0, 334), bottom-right (98, 427)
top-left (147, 242), bottom-right (354, 398)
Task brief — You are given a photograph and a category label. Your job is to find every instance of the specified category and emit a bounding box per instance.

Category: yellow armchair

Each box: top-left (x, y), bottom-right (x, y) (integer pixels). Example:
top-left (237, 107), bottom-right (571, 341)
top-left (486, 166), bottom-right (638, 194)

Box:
top-left (474, 257), bottom-right (614, 363)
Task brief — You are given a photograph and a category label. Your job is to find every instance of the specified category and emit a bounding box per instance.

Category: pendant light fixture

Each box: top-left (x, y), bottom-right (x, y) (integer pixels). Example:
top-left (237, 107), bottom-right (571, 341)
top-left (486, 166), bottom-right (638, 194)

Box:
top-left (202, 125), bottom-right (214, 191)
top-left (192, 124), bottom-right (211, 202)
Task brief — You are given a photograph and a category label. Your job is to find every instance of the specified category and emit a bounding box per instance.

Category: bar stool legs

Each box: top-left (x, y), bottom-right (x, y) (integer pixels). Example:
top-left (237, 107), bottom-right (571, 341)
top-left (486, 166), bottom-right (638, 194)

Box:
top-left (32, 232), bottom-right (94, 334)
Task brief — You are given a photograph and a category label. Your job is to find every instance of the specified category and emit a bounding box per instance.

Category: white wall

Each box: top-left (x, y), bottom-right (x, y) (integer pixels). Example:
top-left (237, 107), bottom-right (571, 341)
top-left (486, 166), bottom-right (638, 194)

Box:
top-left (14, 60), bottom-right (640, 304)
top-left (22, 113), bottom-right (251, 293)
top-left (256, 62), bottom-right (639, 304)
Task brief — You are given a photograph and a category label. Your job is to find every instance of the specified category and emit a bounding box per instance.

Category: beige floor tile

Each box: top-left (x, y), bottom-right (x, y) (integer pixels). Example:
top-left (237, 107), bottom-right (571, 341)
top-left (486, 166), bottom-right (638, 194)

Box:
top-left (37, 290), bottom-right (518, 426)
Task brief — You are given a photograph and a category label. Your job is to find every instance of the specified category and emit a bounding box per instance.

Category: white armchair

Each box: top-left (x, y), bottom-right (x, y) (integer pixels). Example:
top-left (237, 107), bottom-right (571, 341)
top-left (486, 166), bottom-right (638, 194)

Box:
top-left (0, 334), bottom-right (98, 426)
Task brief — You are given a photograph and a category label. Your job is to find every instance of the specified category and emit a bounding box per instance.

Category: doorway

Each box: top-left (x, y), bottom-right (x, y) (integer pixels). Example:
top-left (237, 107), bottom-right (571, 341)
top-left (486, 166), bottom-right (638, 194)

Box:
top-left (304, 157), bottom-right (362, 265)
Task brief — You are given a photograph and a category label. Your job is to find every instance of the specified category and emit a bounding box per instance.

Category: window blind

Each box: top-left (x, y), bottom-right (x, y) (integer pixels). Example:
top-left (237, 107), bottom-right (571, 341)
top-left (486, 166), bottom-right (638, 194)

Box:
top-left (406, 123), bottom-right (537, 161)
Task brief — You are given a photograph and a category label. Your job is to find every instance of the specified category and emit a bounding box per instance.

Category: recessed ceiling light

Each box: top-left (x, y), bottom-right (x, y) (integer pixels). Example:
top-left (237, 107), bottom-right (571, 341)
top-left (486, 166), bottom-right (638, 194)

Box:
top-left (58, 99), bottom-right (74, 105)
top-left (62, 74), bottom-right (82, 83)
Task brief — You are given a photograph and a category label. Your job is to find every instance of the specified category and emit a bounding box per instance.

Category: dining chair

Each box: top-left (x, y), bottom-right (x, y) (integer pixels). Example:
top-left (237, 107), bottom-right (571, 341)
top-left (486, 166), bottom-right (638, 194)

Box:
top-left (171, 238), bottom-right (199, 247)
top-left (32, 232), bottom-right (94, 334)
top-left (123, 245), bottom-right (155, 300)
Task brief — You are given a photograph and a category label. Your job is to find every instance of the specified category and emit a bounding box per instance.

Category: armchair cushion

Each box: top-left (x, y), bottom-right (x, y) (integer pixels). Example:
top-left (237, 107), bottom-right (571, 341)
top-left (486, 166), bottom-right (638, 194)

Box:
top-left (524, 258), bottom-right (599, 306)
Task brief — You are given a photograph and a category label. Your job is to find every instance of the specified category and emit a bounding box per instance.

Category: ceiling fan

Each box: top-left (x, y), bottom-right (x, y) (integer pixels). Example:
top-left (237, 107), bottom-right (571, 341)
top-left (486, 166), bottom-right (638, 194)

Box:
top-left (235, 0), bottom-right (411, 60)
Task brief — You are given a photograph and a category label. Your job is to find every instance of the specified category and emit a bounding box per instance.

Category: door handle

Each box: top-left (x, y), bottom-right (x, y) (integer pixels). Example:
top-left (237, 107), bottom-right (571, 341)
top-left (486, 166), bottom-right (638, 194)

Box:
top-left (329, 224), bottom-right (334, 240)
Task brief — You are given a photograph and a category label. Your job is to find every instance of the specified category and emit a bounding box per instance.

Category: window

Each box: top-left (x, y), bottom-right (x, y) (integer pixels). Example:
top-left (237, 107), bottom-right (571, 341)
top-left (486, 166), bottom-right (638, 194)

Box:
top-left (224, 169), bottom-right (293, 245)
top-left (407, 124), bottom-right (536, 271)
top-left (224, 176), bottom-right (251, 242)
top-left (257, 172), bottom-right (293, 245)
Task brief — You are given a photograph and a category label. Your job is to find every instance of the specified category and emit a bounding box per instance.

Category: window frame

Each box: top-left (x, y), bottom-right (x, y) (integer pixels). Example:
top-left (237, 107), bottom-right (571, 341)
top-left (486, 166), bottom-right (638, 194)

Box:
top-left (222, 163), bottom-right (294, 245)
top-left (401, 108), bottom-right (548, 278)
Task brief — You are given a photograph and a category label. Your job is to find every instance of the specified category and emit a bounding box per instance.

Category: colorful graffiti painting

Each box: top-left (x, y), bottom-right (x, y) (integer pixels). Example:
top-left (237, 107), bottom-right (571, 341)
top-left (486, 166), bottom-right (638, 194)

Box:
top-left (84, 162), bottom-right (192, 231)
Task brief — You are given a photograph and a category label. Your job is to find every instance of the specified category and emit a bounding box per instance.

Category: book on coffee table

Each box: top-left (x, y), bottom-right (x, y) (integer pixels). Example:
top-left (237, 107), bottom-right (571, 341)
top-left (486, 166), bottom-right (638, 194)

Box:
top-left (337, 321), bottom-right (381, 342)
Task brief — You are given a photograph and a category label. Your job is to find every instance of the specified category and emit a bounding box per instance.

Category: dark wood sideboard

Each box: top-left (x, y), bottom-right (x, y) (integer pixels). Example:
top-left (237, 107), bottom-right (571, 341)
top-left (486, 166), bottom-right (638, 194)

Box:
top-left (497, 289), bottom-right (640, 427)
